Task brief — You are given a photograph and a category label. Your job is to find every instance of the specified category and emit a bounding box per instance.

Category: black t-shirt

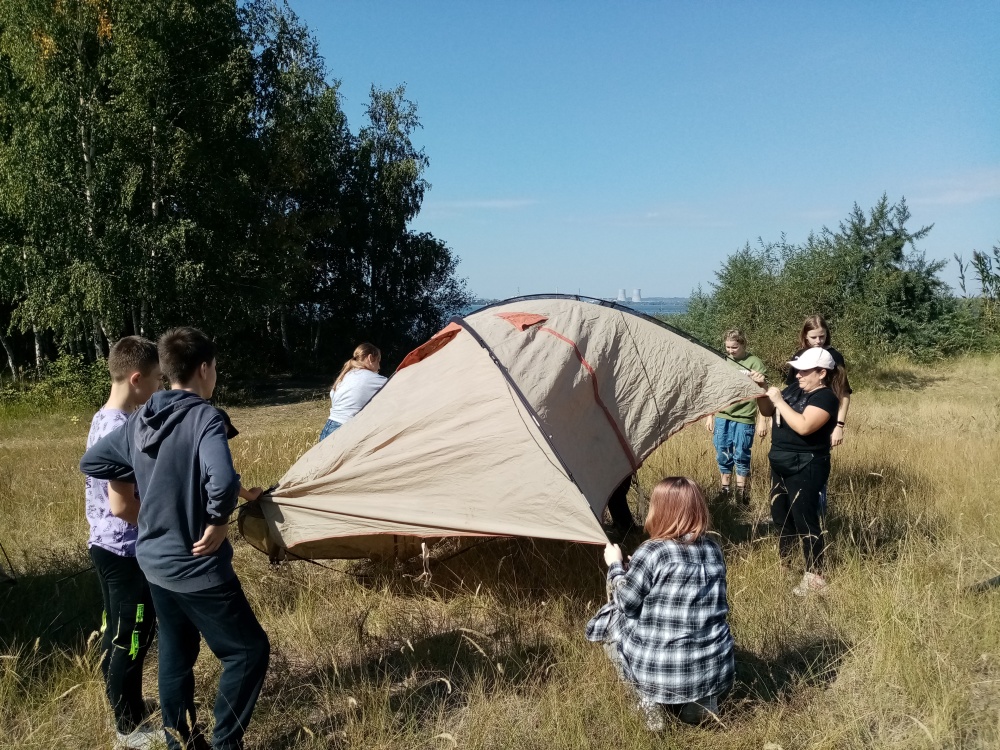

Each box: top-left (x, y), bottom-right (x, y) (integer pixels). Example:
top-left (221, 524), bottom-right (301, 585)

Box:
top-left (770, 386), bottom-right (839, 454)
top-left (784, 345), bottom-right (852, 394)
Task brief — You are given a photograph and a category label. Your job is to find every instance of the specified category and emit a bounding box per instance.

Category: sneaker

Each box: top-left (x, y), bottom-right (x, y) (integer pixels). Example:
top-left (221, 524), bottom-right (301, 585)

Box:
top-left (637, 698), bottom-right (665, 732)
top-left (678, 695), bottom-right (719, 724)
top-left (189, 729), bottom-right (212, 750)
top-left (792, 571), bottom-right (828, 597)
top-left (115, 725), bottom-right (167, 750)
top-left (108, 699), bottom-right (161, 737)
top-left (736, 485), bottom-right (750, 505)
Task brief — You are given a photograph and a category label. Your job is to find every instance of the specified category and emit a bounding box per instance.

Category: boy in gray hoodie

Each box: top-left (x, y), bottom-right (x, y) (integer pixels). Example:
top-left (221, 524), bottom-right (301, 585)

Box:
top-left (81, 327), bottom-right (269, 750)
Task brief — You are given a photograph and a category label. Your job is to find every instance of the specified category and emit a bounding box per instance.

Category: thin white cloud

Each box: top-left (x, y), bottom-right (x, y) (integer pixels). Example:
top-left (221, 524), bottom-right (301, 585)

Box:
top-left (911, 167), bottom-right (1000, 207)
top-left (603, 202), bottom-right (732, 229)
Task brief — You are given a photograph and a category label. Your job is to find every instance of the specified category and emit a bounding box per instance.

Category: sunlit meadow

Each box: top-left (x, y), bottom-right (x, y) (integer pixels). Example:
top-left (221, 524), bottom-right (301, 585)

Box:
top-left (1, 356), bottom-right (998, 749)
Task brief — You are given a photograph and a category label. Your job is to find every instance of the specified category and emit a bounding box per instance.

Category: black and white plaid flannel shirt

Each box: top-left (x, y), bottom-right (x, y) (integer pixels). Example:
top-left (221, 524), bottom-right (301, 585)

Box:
top-left (586, 535), bottom-right (734, 704)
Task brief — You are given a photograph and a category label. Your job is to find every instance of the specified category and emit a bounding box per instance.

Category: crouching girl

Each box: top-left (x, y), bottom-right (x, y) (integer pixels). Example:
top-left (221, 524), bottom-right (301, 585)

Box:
top-left (586, 477), bottom-right (734, 731)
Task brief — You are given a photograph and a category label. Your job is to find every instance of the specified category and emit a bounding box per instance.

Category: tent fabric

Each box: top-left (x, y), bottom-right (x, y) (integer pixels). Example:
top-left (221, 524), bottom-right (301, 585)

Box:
top-left (243, 296), bottom-right (762, 561)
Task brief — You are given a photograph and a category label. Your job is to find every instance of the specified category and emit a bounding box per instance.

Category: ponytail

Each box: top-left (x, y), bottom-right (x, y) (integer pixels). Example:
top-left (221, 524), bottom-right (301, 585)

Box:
top-left (332, 343), bottom-right (381, 391)
top-left (824, 365), bottom-right (848, 401)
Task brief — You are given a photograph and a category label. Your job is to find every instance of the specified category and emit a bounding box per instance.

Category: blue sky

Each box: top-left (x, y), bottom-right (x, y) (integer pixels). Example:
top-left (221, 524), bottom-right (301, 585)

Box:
top-left (290, 1), bottom-right (999, 300)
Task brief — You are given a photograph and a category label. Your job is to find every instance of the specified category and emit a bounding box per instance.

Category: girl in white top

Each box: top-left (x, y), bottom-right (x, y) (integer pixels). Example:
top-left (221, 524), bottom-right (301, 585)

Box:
top-left (319, 343), bottom-right (387, 441)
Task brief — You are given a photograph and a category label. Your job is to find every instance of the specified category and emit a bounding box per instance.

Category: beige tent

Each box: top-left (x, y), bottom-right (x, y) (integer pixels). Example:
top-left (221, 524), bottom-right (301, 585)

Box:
top-left (240, 296), bottom-right (762, 561)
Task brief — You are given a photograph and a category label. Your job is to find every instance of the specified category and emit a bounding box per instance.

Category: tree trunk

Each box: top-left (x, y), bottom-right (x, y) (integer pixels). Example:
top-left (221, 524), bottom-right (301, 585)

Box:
top-left (280, 307), bottom-right (291, 356)
top-left (92, 318), bottom-right (104, 360)
top-left (151, 124), bottom-right (160, 219)
top-left (140, 299), bottom-right (149, 337)
top-left (77, 32), bottom-right (96, 239)
top-left (33, 326), bottom-right (44, 368)
top-left (132, 305), bottom-right (140, 337)
top-left (0, 329), bottom-right (17, 381)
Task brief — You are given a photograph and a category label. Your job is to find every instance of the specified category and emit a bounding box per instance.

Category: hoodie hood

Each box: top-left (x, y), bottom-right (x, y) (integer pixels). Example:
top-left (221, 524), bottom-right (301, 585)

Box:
top-left (136, 390), bottom-right (206, 453)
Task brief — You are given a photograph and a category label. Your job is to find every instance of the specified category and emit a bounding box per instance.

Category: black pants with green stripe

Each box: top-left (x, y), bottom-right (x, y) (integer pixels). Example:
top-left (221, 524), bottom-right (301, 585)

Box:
top-left (90, 545), bottom-right (156, 733)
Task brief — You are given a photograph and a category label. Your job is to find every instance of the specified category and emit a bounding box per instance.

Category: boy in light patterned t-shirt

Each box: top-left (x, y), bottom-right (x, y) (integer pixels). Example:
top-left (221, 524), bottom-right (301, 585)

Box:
top-left (84, 336), bottom-right (162, 750)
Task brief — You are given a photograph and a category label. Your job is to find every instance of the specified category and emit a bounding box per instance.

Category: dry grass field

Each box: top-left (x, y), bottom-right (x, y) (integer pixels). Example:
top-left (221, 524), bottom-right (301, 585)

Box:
top-left (1, 355), bottom-right (999, 749)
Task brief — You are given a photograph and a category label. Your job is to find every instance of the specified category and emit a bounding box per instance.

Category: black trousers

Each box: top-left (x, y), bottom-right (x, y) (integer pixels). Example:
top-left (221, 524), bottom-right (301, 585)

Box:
top-left (89, 545), bottom-right (156, 733)
top-left (149, 577), bottom-right (270, 750)
top-left (769, 451), bottom-right (830, 572)
top-left (607, 475), bottom-right (637, 533)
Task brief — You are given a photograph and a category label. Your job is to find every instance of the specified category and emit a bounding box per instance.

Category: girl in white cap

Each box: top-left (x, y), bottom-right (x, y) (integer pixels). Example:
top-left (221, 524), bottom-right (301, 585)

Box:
top-left (756, 347), bottom-right (848, 595)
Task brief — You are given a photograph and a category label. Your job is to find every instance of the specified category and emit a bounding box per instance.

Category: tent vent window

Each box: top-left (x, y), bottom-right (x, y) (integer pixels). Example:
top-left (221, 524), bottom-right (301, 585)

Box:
top-left (496, 312), bottom-right (548, 331)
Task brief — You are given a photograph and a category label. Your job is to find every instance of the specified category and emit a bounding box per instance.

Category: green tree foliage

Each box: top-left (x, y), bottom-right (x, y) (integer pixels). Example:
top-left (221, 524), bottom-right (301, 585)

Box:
top-left (334, 85), bottom-right (468, 355)
top-left (952, 242), bottom-right (1000, 353)
top-left (0, 0), bottom-right (468, 377)
top-left (673, 196), bottom-right (983, 372)
top-left (0, 0), bottom-right (257, 352)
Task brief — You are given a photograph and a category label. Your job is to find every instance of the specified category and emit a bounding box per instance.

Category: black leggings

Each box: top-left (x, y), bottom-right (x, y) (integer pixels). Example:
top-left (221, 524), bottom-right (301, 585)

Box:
top-left (769, 452), bottom-right (830, 572)
top-left (90, 545), bottom-right (156, 733)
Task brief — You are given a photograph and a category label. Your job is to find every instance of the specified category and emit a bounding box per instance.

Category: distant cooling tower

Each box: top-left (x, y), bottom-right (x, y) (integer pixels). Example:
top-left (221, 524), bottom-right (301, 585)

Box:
top-left (631, 288), bottom-right (641, 302)
top-left (616, 288), bottom-right (626, 302)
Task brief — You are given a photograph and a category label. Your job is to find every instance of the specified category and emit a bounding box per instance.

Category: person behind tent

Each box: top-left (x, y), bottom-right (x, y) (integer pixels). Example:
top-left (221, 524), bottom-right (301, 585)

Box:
top-left (319, 342), bottom-right (387, 441)
top-left (83, 336), bottom-right (163, 750)
top-left (703, 329), bottom-right (768, 503)
top-left (606, 475), bottom-right (639, 536)
top-left (784, 315), bottom-right (852, 448)
top-left (785, 314), bottom-right (853, 518)
top-left (586, 477), bottom-right (734, 731)
top-left (756, 347), bottom-right (848, 596)
top-left (81, 327), bottom-right (270, 750)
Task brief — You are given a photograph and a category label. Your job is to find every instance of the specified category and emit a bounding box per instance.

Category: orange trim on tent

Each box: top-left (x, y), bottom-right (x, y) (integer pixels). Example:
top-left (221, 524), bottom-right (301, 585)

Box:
top-left (538, 327), bottom-right (640, 472)
top-left (495, 312), bottom-right (548, 331)
top-left (397, 323), bottom-right (462, 371)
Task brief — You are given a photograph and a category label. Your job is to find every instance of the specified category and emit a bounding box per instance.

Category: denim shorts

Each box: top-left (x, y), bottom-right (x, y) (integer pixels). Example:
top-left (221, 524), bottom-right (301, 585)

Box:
top-left (713, 417), bottom-right (755, 476)
top-left (318, 419), bottom-right (342, 442)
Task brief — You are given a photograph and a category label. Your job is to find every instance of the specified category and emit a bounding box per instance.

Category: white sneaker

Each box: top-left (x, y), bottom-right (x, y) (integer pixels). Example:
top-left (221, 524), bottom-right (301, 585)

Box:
top-left (637, 698), bottom-right (665, 732)
top-left (792, 571), bottom-right (828, 597)
top-left (115, 726), bottom-right (167, 750)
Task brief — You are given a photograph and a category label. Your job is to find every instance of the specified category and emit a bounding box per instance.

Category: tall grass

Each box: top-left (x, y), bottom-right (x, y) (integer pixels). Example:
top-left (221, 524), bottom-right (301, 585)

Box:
top-left (1, 357), bottom-right (998, 749)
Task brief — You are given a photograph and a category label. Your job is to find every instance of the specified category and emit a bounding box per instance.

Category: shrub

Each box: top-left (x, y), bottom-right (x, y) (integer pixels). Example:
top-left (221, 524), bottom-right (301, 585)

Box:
top-left (667, 196), bottom-right (995, 375)
top-left (0, 354), bottom-right (108, 411)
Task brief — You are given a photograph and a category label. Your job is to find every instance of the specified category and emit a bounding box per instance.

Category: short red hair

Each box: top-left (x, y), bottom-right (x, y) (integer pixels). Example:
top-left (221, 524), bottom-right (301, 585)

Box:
top-left (644, 477), bottom-right (710, 542)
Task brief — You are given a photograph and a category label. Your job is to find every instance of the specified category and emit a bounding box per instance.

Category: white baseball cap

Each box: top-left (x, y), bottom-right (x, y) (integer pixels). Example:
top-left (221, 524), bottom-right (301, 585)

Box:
top-left (788, 347), bottom-right (836, 371)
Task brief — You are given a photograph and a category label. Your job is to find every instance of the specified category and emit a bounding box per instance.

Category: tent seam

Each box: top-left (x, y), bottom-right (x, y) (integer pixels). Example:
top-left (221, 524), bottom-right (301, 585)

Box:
top-left (453, 318), bottom-right (582, 491)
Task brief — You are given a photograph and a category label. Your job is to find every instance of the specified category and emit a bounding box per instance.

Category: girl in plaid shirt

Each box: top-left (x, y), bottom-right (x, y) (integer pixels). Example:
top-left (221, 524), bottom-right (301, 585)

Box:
top-left (586, 477), bottom-right (734, 730)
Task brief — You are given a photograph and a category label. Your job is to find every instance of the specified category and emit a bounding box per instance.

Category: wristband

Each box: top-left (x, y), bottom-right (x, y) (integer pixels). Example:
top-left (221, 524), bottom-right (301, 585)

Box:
top-left (836, 421), bottom-right (845, 427)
